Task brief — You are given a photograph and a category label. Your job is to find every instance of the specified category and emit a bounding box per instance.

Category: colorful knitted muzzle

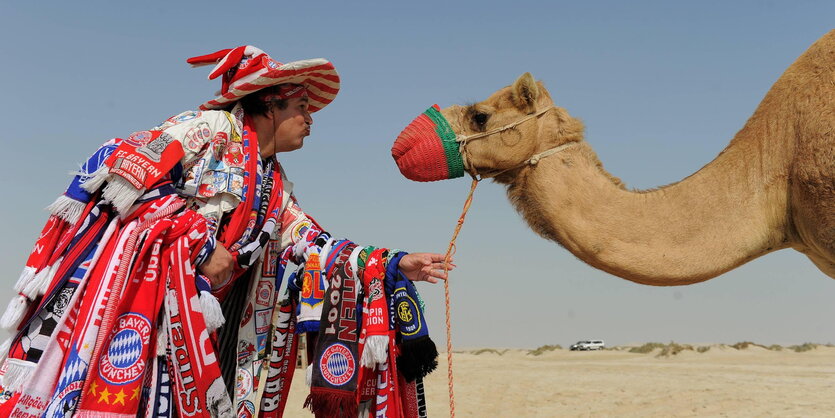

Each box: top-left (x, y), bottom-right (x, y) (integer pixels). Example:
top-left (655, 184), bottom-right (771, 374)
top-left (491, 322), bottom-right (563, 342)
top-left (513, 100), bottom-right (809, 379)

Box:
top-left (391, 105), bottom-right (465, 182)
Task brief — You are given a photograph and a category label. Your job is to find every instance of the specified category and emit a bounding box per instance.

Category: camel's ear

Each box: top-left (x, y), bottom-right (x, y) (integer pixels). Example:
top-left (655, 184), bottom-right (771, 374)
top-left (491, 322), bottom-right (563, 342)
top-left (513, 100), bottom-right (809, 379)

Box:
top-left (511, 72), bottom-right (540, 113)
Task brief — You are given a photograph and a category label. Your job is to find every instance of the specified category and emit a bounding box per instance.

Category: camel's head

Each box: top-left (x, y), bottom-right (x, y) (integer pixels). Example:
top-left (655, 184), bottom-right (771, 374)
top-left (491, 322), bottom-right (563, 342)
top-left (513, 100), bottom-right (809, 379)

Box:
top-left (392, 73), bottom-right (584, 183)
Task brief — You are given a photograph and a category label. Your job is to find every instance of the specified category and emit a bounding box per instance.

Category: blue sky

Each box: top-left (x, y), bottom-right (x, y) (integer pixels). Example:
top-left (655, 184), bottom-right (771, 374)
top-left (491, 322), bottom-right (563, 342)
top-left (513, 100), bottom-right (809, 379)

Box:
top-left (1, 1), bottom-right (834, 348)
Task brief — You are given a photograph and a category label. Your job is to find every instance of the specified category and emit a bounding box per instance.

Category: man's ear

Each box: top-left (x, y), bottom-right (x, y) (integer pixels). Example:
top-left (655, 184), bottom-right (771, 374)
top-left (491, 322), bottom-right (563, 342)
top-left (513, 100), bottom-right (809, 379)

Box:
top-left (511, 72), bottom-right (540, 113)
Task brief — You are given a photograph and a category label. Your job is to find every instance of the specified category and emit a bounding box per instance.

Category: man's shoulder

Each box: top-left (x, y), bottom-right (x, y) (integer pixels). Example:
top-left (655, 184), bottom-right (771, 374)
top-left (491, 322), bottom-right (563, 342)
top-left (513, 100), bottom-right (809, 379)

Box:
top-left (150, 109), bottom-right (235, 132)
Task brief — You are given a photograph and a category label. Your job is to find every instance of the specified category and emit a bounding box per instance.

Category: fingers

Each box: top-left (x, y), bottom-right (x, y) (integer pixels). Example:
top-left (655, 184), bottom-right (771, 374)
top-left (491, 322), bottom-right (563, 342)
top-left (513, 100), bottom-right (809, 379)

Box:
top-left (420, 265), bottom-right (449, 282)
top-left (431, 261), bottom-right (456, 271)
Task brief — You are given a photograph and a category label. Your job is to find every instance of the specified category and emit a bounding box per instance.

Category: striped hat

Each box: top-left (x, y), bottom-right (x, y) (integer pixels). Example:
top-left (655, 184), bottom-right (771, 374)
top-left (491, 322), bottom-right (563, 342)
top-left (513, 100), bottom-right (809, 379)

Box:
top-left (391, 105), bottom-right (465, 182)
top-left (187, 45), bottom-right (339, 112)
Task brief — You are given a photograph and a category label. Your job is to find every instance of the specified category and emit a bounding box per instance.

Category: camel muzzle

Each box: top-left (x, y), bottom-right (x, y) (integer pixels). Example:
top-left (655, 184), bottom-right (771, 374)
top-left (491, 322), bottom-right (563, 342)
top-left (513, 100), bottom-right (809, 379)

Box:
top-left (391, 105), bottom-right (466, 182)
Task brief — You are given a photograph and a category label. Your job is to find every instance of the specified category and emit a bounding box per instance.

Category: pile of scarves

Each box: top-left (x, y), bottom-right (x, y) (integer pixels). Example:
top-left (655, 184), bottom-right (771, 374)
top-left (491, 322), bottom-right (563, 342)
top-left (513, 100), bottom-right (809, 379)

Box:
top-left (0, 107), bottom-right (439, 417)
top-left (285, 240), bottom-right (438, 418)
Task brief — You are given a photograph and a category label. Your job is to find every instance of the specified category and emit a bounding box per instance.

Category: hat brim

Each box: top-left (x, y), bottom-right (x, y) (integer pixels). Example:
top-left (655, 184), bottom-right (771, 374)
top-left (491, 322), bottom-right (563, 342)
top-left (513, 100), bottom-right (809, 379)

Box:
top-left (199, 58), bottom-right (340, 112)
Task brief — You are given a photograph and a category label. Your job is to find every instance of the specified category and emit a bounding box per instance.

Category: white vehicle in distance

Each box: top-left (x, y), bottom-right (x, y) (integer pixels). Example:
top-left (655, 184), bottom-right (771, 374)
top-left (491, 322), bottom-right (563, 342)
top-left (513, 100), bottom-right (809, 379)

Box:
top-left (570, 340), bottom-right (605, 351)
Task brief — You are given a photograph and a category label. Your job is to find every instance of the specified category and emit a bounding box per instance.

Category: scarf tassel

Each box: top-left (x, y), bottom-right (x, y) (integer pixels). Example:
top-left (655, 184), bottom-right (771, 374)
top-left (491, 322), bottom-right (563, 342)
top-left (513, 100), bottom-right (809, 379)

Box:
top-left (199, 290), bottom-right (225, 332)
top-left (1, 359), bottom-right (36, 393)
top-left (304, 391), bottom-right (358, 417)
top-left (0, 335), bottom-right (12, 366)
top-left (78, 164), bottom-right (111, 194)
top-left (156, 322), bottom-right (169, 356)
top-left (19, 260), bottom-right (60, 300)
top-left (101, 176), bottom-right (144, 215)
top-left (396, 337), bottom-right (439, 382)
top-left (361, 335), bottom-right (389, 368)
top-left (0, 295), bottom-right (30, 330)
top-left (46, 195), bottom-right (87, 225)
top-left (13, 267), bottom-right (36, 294)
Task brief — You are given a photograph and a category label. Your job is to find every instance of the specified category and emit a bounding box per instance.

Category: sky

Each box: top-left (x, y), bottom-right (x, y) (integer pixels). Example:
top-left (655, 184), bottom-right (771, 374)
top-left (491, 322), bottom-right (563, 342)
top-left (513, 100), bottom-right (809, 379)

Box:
top-left (1, 1), bottom-right (834, 350)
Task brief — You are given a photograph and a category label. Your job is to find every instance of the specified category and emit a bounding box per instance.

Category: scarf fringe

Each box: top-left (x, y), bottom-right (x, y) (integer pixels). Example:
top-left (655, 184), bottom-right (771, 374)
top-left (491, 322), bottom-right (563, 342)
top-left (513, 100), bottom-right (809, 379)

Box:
top-left (396, 337), bottom-right (439, 382)
top-left (296, 321), bottom-right (320, 334)
top-left (21, 260), bottom-right (59, 300)
top-left (199, 290), bottom-right (225, 332)
top-left (39, 259), bottom-right (61, 296)
top-left (358, 400), bottom-right (373, 418)
top-left (78, 164), bottom-right (110, 194)
top-left (304, 391), bottom-right (358, 417)
top-left (361, 335), bottom-right (388, 367)
top-left (156, 323), bottom-right (169, 356)
top-left (13, 267), bottom-right (36, 294)
top-left (0, 335), bottom-right (12, 366)
top-left (0, 295), bottom-right (29, 330)
top-left (206, 376), bottom-right (233, 416)
top-left (306, 364), bottom-right (313, 387)
top-left (2, 358), bottom-right (36, 393)
top-left (46, 195), bottom-right (86, 225)
top-left (102, 176), bottom-right (143, 215)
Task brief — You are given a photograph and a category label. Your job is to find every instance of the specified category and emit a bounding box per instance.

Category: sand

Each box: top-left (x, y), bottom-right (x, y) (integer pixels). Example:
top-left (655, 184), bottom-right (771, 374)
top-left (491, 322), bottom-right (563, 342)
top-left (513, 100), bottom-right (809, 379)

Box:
top-left (282, 344), bottom-right (835, 417)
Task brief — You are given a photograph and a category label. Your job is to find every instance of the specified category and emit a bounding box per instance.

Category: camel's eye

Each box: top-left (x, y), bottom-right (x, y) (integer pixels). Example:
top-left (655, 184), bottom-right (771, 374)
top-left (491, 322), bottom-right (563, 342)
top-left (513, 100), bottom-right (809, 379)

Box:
top-left (472, 112), bottom-right (490, 130)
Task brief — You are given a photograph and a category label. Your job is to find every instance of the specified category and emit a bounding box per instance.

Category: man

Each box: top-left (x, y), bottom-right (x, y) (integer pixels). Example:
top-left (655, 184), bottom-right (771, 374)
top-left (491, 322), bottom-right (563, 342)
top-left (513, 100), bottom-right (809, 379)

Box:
top-left (0, 45), bottom-right (449, 417)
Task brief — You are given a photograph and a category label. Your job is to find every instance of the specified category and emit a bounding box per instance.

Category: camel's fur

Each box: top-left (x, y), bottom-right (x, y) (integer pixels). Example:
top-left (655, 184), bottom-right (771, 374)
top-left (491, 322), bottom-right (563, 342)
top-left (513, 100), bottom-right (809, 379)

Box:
top-left (439, 30), bottom-right (835, 286)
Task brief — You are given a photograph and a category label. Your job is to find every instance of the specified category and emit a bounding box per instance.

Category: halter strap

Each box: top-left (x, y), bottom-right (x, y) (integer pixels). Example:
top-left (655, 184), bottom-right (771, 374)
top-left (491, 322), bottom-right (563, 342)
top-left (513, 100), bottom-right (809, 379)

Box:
top-left (456, 106), bottom-right (579, 180)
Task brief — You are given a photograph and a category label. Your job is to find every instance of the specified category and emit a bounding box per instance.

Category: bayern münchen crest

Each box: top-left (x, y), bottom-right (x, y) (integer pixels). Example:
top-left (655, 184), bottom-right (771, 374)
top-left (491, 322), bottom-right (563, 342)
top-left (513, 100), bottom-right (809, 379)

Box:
top-left (319, 343), bottom-right (356, 386)
top-left (99, 312), bottom-right (152, 385)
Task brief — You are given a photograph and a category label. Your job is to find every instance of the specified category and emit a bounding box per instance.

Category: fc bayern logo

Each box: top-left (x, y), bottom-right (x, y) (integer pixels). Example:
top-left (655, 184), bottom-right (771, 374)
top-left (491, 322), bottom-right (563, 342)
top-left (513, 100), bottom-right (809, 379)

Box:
top-left (99, 312), bottom-right (151, 385)
top-left (319, 344), bottom-right (356, 386)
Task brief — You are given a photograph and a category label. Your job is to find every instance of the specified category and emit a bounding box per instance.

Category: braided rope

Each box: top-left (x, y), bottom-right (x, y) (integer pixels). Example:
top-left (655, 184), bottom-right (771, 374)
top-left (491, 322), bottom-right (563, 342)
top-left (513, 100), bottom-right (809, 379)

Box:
top-left (442, 178), bottom-right (480, 417)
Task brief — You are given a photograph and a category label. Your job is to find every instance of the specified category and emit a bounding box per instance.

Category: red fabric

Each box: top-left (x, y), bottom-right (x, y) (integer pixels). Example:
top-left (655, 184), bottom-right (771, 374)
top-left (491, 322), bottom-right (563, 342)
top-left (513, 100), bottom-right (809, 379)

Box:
top-left (164, 226), bottom-right (224, 417)
top-left (374, 333), bottom-right (404, 418)
top-left (186, 48), bottom-right (233, 67)
top-left (399, 377), bottom-right (419, 418)
top-left (216, 115), bottom-right (259, 251)
top-left (76, 208), bottom-right (202, 415)
top-left (360, 249), bottom-right (390, 340)
top-left (259, 299), bottom-right (300, 417)
top-left (0, 392), bottom-right (21, 415)
top-left (201, 61), bottom-right (339, 113)
top-left (104, 131), bottom-right (185, 190)
top-left (43, 199), bottom-right (98, 272)
top-left (23, 215), bottom-right (70, 275)
top-left (263, 84), bottom-right (307, 101)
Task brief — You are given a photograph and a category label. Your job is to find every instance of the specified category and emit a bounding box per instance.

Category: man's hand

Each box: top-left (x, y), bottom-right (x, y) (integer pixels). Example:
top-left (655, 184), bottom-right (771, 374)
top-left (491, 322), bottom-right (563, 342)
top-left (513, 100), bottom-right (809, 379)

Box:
top-left (199, 245), bottom-right (235, 288)
top-left (398, 253), bottom-right (455, 284)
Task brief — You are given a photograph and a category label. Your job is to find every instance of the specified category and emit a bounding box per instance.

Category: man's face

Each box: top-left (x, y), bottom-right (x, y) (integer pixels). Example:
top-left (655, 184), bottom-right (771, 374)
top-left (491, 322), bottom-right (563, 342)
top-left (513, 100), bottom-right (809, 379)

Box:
top-left (272, 97), bottom-right (312, 152)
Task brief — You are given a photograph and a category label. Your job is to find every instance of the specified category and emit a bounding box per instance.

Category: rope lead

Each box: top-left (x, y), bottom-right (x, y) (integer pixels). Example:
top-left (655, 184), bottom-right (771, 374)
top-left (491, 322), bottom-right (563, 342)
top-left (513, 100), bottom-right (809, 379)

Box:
top-left (441, 177), bottom-right (479, 417)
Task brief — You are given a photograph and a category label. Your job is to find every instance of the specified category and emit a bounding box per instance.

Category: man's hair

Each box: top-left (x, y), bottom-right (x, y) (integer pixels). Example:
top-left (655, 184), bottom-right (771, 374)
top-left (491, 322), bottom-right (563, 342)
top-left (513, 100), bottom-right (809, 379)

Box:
top-left (237, 84), bottom-right (290, 116)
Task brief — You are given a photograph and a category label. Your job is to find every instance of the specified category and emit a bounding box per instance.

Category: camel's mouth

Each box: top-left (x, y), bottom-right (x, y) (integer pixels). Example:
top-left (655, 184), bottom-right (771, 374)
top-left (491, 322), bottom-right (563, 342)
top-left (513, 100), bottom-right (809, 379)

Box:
top-left (391, 105), bottom-right (466, 182)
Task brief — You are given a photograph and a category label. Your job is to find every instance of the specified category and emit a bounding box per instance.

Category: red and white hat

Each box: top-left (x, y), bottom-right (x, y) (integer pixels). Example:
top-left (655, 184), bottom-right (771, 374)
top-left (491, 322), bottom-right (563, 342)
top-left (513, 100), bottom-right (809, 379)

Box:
top-left (187, 45), bottom-right (340, 112)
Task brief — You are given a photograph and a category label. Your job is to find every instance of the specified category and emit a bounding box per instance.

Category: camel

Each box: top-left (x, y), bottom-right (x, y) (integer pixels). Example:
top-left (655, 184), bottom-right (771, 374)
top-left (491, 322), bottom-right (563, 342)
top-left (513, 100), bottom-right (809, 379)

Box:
top-left (397, 30), bottom-right (835, 286)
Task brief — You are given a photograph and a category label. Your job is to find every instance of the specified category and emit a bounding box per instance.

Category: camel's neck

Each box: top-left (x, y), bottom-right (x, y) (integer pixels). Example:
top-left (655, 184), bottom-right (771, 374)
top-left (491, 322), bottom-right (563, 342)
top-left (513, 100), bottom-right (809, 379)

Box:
top-left (508, 133), bottom-right (790, 286)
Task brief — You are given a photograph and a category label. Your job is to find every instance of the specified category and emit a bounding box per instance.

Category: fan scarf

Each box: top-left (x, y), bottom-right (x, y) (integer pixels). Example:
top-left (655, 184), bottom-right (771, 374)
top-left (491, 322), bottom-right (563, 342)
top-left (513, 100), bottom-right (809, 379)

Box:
top-left (385, 252), bottom-right (438, 383)
top-left (298, 238), bottom-right (348, 333)
top-left (360, 248), bottom-right (390, 368)
top-left (305, 242), bottom-right (360, 417)
top-left (258, 297), bottom-right (299, 417)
